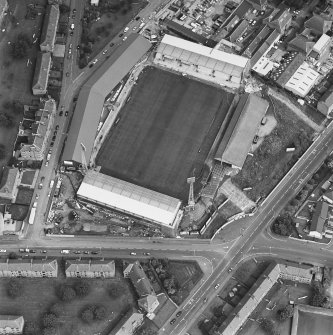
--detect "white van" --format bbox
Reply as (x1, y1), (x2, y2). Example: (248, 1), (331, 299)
(124, 27), (129, 32)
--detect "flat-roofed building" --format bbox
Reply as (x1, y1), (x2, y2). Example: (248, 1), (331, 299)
(318, 88), (333, 116)
(20, 99), (56, 161)
(155, 34), (249, 88)
(309, 200), (330, 239)
(308, 34), (331, 65)
(62, 34), (151, 164)
(109, 309), (143, 335)
(0, 315), (24, 334)
(40, 4), (59, 52)
(65, 260), (115, 278)
(77, 171), (182, 231)
(32, 52), (52, 95)
(215, 94), (269, 169)
(0, 167), (20, 202)
(284, 62), (320, 98)
(0, 259), (58, 277)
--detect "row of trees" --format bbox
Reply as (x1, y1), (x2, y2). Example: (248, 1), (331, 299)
(271, 213), (295, 237)
(310, 281), (330, 308)
(80, 304), (107, 323)
(56, 280), (91, 302)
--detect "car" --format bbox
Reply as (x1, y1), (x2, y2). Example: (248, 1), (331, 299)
(72, 14), (75, 19)
(45, 161), (49, 166)
(73, 8), (76, 13)
(176, 311), (182, 317)
(89, 63), (93, 68)
(40, 250), (47, 253)
(66, 72), (70, 77)
(84, 251), (90, 254)
(65, 111), (69, 116)
(74, 251), (81, 254)
(119, 33), (123, 37)
(170, 319), (176, 325)
(35, 194), (39, 200)
(143, 252), (151, 256)
(132, 26), (137, 31)
(30, 250), (36, 253)
(19, 249), (25, 253)
(0, 249), (6, 253)
(50, 141), (54, 147)
(130, 252), (137, 255)
(102, 49), (108, 54)
(91, 251), (99, 254)
(92, 59), (98, 64)
(228, 268), (233, 273)
(54, 130), (57, 136)
(61, 250), (70, 254)
(70, 23), (74, 30)
(52, 135), (56, 141)
(123, 36), (128, 41)
(109, 42), (114, 47)
(67, 54), (71, 60)
(70, 31), (73, 36)
(55, 125), (59, 130)
(135, 16), (140, 21)
(214, 284), (220, 289)
(124, 27), (129, 32)
(59, 110), (63, 116)
(253, 135), (259, 144)
(77, 45), (80, 49)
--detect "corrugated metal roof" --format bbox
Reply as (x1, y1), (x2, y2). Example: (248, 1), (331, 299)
(62, 34), (151, 163)
(220, 94), (268, 169)
(77, 171), (181, 226)
(161, 34), (249, 68)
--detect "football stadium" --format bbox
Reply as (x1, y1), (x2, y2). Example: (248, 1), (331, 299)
(62, 33), (268, 232)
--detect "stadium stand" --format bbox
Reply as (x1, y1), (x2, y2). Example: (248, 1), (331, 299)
(215, 94), (269, 169)
(154, 34), (249, 88)
(62, 34), (151, 164)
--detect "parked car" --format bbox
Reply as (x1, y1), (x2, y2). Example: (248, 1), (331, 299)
(110, 42), (114, 47)
(59, 110), (63, 116)
(40, 250), (47, 253)
(176, 311), (182, 317)
(119, 33), (123, 37)
(50, 142), (54, 147)
(61, 250), (70, 254)
(70, 31), (73, 36)
(65, 111), (69, 116)
(74, 251), (81, 254)
(84, 251), (90, 254)
(52, 135), (56, 141)
(135, 16), (140, 21)
(228, 268), (233, 273)
(102, 49), (108, 55)
(0, 249), (6, 253)
(55, 125), (59, 130)
(130, 252), (137, 255)
(91, 251), (99, 255)
(143, 252), (151, 256)
(72, 8), (76, 13)
(30, 250), (36, 253)
(203, 298), (208, 303)
(214, 284), (220, 289)
(170, 319), (176, 325)
(66, 72), (69, 77)
(253, 135), (259, 144)
(54, 131), (57, 136)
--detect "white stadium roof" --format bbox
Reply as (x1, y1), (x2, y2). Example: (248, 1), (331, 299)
(160, 34), (249, 68)
(284, 62), (320, 97)
(77, 171), (181, 227)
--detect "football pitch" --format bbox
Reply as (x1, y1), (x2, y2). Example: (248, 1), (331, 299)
(96, 67), (233, 200)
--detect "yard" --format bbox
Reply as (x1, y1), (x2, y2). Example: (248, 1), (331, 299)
(78, 0), (148, 67)
(0, 264), (137, 335)
(96, 66), (234, 200)
(232, 96), (314, 201)
(0, 0), (47, 176)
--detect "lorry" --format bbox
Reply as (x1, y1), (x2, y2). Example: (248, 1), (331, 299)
(61, 250), (70, 254)
(29, 207), (36, 225)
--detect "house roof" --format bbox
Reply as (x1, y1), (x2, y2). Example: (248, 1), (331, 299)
(109, 309), (143, 335)
(288, 34), (315, 54)
(138, 294), (159, 313)
(222, 0), (252, 29)
(0, 315), (24, 332)
(318, 87), (333, 110)
(62, 34), (151, 164)
(65, 260), (115, 274)
(324, 189), (333, 201)
(267, 7), (292, 33)
(228, 20), (249, 42)
(0, 167), (19, 199)
(305, 14), (332, 35)
(217, 94), (269, 169)
(310, 201), (330, 234)
(77, 171), (181, 227)
(124, 261), (155, 297)
(0, 259), (57, 273)
(40, 4), (59, 50)
(32, 52), (51, 93)
(276, 53), (306, 87)
(242, 25), (272, 58)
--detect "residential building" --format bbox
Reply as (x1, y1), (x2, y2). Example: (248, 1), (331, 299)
(109, 309), (143, 335)
(0, 315), (24, 334)
(247, 0), (267, 10)
(0, 167), (20, 202)
(0, 1), (8, 27)
(20, 99), (56, 161)
(284, 62), (321, 98)
(304, 14), (332, 36)
(309, 200), (330, 239)
(0, 212), (21, 236)
(65, 260), (115, 278)
(266, 6), (292, 34)
(288, 34), (315, 55)
(317, 87), (333, 116)
(91, 0), (100, 6)
(40, 4), (59, 52)
(32, 52), (52, 95)
(124, 261), (159, 314)
(308, 34), (331, 65)
(323, 189), (333, 204)
(0, 259), (58, 277)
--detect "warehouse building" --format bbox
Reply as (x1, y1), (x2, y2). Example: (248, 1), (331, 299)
(62, 34), (151, 164)
(77, 171), (182, 232)
(154, 34), (249, 88)
(215, 94), (269, 169)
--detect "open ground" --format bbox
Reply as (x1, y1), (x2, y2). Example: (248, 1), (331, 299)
(0, 264), (136, 335)
(96, 66), (234, 200)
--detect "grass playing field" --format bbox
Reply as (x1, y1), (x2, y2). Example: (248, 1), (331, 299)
(97, 67), (233, 200)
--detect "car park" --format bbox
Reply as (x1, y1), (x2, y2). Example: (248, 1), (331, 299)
(170, 319), (176, 325)
(176, 311), (182, 317)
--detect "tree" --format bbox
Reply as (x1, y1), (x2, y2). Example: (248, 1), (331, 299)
(24, 321), (39, 335)
(6, 279), (23, 298)
(277, 305), (294, 321)
(81, 306), (94, 323)
(108, 283), (124, 299)
(260, 318), (279, 335)
(0, 112), (14, 127)
(59, 4), (70, 13)
(42, 313), (57, 328)
(94, 305), (106, 320)
(213, 305), (224, 317)
(57, 285), (76, 302)
(310, 282), (329, 308)
(74, 280), (90, 297)
(49, 302), (63, 317)
(10, 33), (32, 59)
(42, 327), (57, 335)
(0, 144), (5, 160)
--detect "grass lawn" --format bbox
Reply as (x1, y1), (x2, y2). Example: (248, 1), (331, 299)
(168, 260), (203, 304)
(20, 170), (36, 185)
(296, 310), (333, 335)
(0, 273), (136, 335)
(97, 67), (234, 200)
(218, 201), (242, 220)
(232, 96), (314, 201)
(0, 0), (47, 174)
(15, 187), (33, 205)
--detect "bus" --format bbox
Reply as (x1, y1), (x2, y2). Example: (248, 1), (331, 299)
(29, 207), (36, 225)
